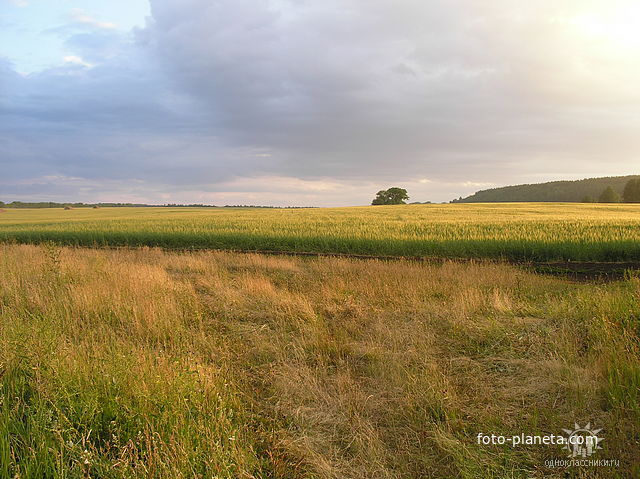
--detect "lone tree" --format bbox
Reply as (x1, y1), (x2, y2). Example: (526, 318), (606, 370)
(622, 179), (640, 203)
(581, 195), (595, 203)
(598, 186), (621, 203)
(372, 187), (409, 205)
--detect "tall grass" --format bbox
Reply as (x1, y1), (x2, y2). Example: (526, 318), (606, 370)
(0, 244), (638, 477)
(1, 203), (640, 261)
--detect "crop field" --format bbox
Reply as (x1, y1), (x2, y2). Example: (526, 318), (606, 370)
(1, 244), (638, 478)
(1, 204), (639, 477)
(1, 203), (640, 261)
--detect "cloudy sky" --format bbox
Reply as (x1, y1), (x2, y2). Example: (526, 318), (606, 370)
(1, 0), (639, 206)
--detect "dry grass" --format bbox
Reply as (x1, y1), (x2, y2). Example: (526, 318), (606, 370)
(0, 244), (638, 478)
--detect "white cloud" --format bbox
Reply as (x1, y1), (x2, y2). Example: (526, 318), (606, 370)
(63, 55), (93, 68)
(219, 176), (343, 193)
(70, 9), (117, 30)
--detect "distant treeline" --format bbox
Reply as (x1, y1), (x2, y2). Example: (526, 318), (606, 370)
(221, 205), (317, 209)
(0, 201), (314, 209)
(1, 202), (160, 209)
(454, 175), (640, 203)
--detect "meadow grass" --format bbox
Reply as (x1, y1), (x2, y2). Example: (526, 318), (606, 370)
(1, 203), (640, 261)
(0, 244), (638, 478)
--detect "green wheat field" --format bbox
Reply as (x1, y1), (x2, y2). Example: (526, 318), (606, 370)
(2, 203), (640, 261)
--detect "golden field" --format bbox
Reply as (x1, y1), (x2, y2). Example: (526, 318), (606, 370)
(0, 244), (637, 478)
(2, 203), (640, 261)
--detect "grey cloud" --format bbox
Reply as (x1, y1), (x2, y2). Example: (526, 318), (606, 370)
(2, 0), (640, 205)
(143, 0), (640, 183)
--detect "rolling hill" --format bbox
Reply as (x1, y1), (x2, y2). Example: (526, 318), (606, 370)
(456, 175), (640, 203)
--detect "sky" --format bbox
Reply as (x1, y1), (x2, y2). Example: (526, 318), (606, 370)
(1, 0), (640, 206)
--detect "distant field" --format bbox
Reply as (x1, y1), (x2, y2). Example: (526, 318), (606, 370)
(1, 203), (640, 261)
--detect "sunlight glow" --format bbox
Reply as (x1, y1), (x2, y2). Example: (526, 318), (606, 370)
(559, 2), (640, 50)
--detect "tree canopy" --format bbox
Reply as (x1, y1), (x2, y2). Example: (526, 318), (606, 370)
(598, 186), (621, 203)
(372, 187), (409, 205)
(622, 179), (640, 203)
(455, 175), (639, 203)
